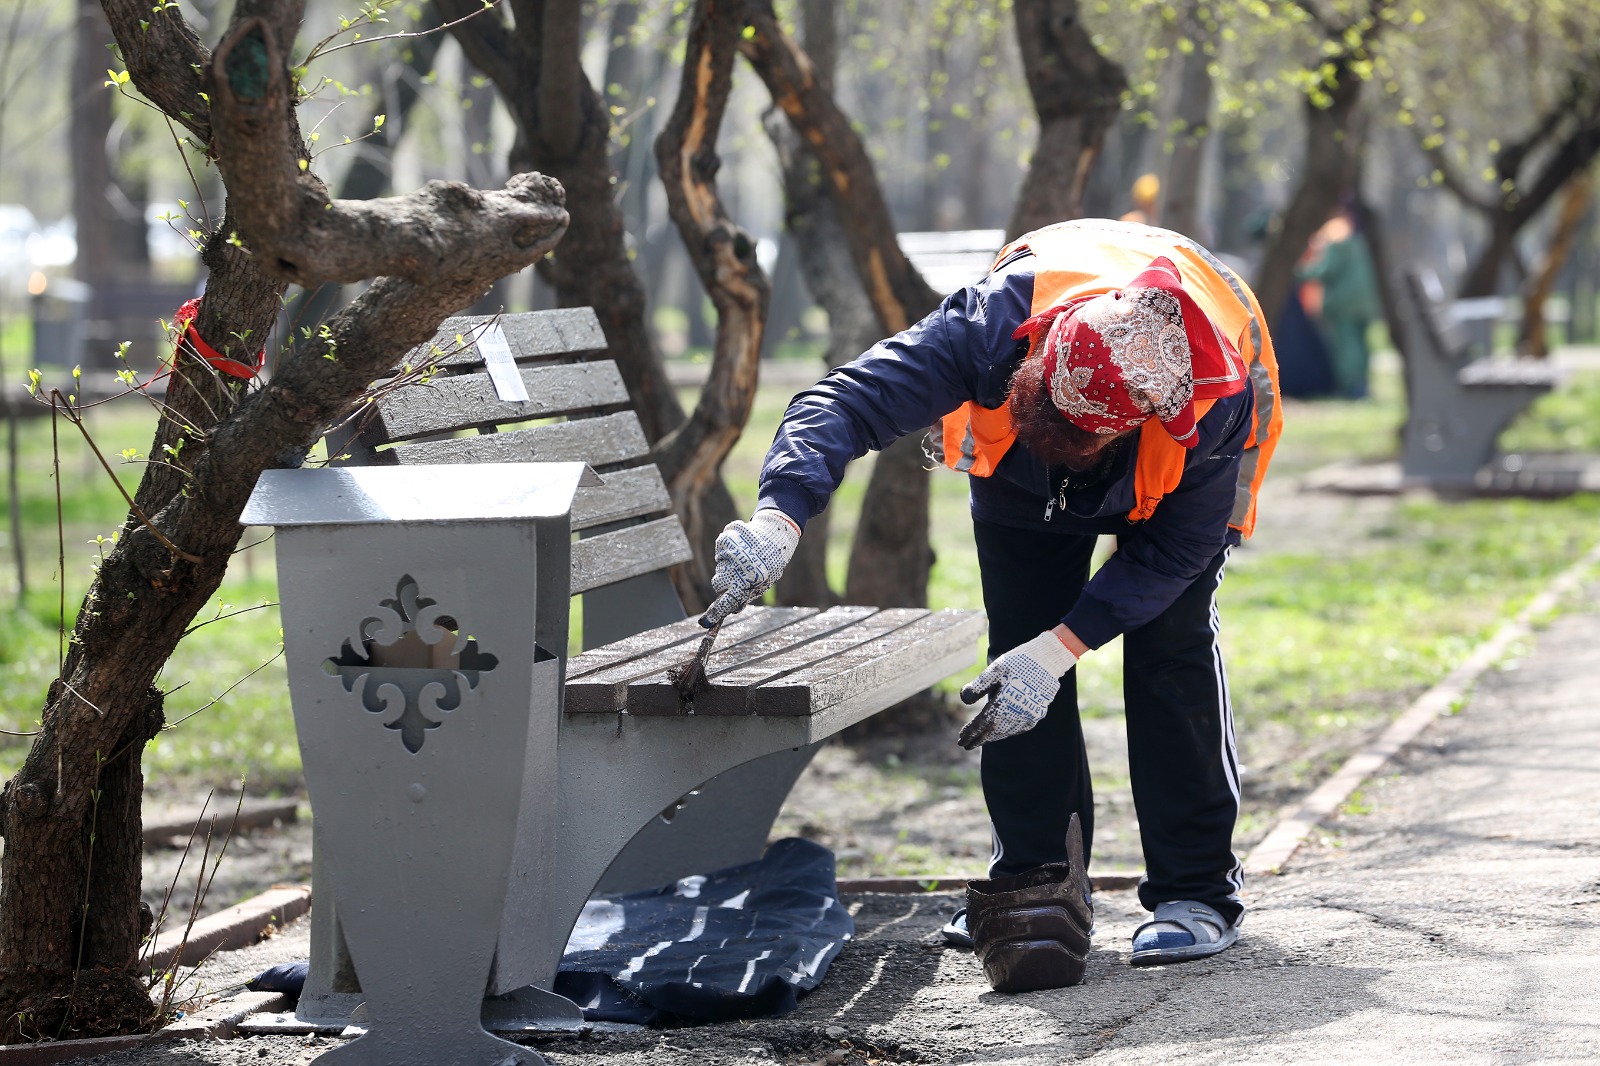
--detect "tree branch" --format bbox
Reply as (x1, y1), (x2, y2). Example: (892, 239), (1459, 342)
(1417, 138), (1498, 215)
(207, 16), (565, 289)
(651, 0), (769, 598)
(435, 0), (530, 103)
(739, 0), (938, 333)
(102, 0), (211, 143)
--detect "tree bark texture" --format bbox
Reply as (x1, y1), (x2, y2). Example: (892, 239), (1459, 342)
(438, 0), (687, 448)
(72, 1), (116, 317)
(741, 0), (940, 609)
(765, 0), (865, 609)
(290, 7), (448, 348)
(1519, 175), (1592, 357)
(0, 0), (568, 1040)
(1159, 1), (1216, 240)
(652, 0), (771, 606)
(1251, 58), (1369, 336)
(1006, 0), (1127, 241)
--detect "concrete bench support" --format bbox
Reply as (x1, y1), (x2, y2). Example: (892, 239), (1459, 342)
(1396, 268), (1566, 484)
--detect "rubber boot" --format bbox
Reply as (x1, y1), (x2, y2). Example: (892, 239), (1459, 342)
(965, 813), (1093, 993)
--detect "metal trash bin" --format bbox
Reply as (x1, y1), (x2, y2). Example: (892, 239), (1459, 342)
(241, 462), (592, 1066)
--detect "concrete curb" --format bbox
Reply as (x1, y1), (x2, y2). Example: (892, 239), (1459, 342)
(0, 1035), (149, 1065)
(837, 872), (1142, 894)
(1243, 539), (1600, 878)
(142, 801), (300, 847)
(148, 991), (289, 1044)
(145, 884), (311, 973)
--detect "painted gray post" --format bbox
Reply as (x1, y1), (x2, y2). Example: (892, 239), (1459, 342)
(244, 464), (588, 1066)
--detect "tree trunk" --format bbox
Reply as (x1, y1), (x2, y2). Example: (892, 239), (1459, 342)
(1252, 59), (1368, 335)
(1519, 175), (1592, 357)
(1006, 0), (1126, 240)
(741, 0), (942, 609)
(442, 0), (687, 447)
(765, 0), (869, 609)
(1159, 0), (1215, 240)
(442, 0), (742, 610)
(0, 0), (569, 1038)
(72, 1), (116, 322)
(651, 0), (770, 605)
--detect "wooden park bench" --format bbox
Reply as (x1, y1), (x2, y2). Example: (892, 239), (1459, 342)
(1393, 267), (1567, 485)
(252, 308), (985, 1045)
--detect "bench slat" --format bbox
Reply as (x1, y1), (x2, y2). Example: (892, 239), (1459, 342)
(373, 362), (631, 442)
(570, 466), (673, 531)
(570, 516), (694, 594)
(564, 607), (819, 713)
(697, 608), (932, 712)
(1459, 361), (1563, 388)
(565, 616), (713, 680)
(750, 610), (988, 716)
(414, 309), (609, 370)
(623, 606), (882, 715)
(373, 412), (650, 468)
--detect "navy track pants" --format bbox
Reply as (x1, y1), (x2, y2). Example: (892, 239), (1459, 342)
(973, 518), (1244, 924)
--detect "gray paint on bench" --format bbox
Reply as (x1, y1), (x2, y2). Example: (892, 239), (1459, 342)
(569, 516), (694, 595)
(374, 412), (650, 469)
(419, 308), (610, 369)
(372, 362), (631, 442)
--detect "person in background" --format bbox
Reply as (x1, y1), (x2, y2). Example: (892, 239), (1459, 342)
(1297, 206), (1382, 399)
(702, 218), (1282, 969)
(1119, 173), (1162, 226)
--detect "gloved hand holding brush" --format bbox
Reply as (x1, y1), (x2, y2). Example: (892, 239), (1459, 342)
(702, 510), (801, 629)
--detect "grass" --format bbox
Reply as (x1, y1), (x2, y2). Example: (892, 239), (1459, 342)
(1, 354), (1599, 821)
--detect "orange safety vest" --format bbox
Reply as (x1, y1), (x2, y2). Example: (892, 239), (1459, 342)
(939, 219), (1283, 538)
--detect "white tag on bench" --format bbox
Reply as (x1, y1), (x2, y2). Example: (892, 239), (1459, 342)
(477, 324), (529, 403)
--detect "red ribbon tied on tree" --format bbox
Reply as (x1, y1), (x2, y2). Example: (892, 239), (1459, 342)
(170, 297), (265, 381)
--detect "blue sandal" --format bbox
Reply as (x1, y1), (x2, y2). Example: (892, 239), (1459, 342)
(1130, 901), (1238, 966)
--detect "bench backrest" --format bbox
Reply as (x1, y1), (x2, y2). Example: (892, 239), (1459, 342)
(330, 309), (693, 638)
(1401, 267), (1472, 364)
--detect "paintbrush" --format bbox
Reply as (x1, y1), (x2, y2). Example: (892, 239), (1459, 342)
(668, 617), (724, 700)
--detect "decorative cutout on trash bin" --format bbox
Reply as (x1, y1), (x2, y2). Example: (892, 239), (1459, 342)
(324, 575), (499, 753)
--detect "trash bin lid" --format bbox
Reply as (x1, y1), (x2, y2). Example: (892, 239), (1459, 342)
(241, 462), (597, 527)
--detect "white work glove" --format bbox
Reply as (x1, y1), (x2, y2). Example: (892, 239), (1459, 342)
(702, 509), (801, 628)
(957, 631), (1079, 750)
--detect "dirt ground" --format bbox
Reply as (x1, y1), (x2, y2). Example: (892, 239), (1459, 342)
(76, 573), (1600, 1065)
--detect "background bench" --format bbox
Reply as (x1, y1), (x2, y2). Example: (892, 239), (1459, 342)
(1393, 268), (1566, 484)
(291, 308), (984, 1031)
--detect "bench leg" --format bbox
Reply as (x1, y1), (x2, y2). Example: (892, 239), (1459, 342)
(593, 741), (825, 895)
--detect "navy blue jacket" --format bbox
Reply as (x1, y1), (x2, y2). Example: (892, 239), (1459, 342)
(756, 253), (1253, 650)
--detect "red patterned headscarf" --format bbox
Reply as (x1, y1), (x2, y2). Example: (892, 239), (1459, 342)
(1014, 257), (1247, 448)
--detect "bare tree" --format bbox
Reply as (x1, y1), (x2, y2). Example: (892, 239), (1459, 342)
(439, 0), (743, 608)
(1251, 0), (1393, 333)
(0, 0), (567, 1037)
(1160, 0), (1218, 239)
(740, 0), (943, 608)
(652, 0), (770, 595)
(1007, 0), (1128, 239)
